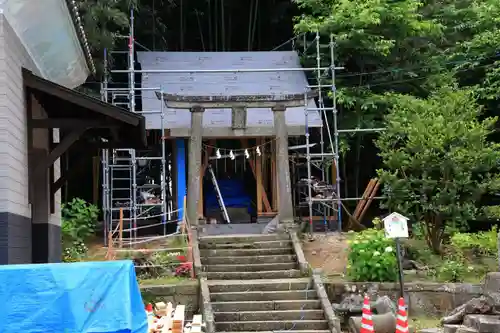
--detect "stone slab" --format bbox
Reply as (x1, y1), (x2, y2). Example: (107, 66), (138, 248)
(200, 247), (293, 257)
(215, 319), (329, 331)
(456, 327), (479, 333)
(201, 254), (297, 265)
(443, 324), (460, 333)
(211, 300), (322, 312)
(207, 278), (311, 293)
(214, 309), (325, 321)
(206, 269), (302, 280)
(463, 314), (500, 333)
(199, 233), (289, 244)
(206, 262), (297, 273)
(210, 289), (317, 302)
(199, 240), (292, 249)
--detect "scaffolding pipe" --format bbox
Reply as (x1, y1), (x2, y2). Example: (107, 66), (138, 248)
(330, 35), (342, 231)
(110, 67), (343, 74)
(160, 90), (167, 235)
(337, 127), (386, 133)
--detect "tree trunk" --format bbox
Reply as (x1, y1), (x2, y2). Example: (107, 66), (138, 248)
(497, 230), (500, 271)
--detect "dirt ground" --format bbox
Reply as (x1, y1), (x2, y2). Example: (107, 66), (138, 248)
(302, 233), (348, 277)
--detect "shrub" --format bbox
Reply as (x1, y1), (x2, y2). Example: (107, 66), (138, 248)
(436, 260), (470, 282)
(61, 198), (99, 262)
(346, 218), (398, 282)
(450, 227), (497, 257)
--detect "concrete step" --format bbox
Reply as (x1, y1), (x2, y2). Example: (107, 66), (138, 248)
(202, 254), (297, 265)
(212, 300), (322, 312)
(208, 278), (312, 293)
(199, 234), (289, 244)
(215, 320), (329, 331)
(199, 240), (292, 249)
(200, 247), (294, 257)
(211, 290), (317, 302)
(215, 309), (325, 321)
(205, 262), (297, 272)
(207, 269), (302, 280)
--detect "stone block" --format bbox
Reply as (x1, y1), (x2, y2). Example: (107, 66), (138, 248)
(443, 324), (460, 333)
(456, 327), (479, 333)
(463, 314), (500, 332)
(419, 328), (443, 333)
(483, 272), (500, 293)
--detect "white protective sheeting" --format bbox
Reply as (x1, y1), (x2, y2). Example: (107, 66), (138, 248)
(0, 0), (89, 88)
(137, 51), (322, 129)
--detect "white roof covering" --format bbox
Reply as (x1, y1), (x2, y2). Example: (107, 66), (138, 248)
(137, 51), (322, 129)
(0, 0), (90, 88)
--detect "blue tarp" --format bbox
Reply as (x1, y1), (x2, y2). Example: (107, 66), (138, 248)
(205, 178), (253, 214)
(0, 260), (147, 333)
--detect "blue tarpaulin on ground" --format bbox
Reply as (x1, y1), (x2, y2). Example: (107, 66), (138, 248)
(0, 260), (147, 333)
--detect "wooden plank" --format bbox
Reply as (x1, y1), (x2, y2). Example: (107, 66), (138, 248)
(241, 139), (272, 212)
(172, 304), (185, 333)
(358, 179), (381, 223)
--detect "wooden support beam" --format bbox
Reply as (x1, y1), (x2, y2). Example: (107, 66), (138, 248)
(31, 118), (117, 129)
(198, 139), (215, 218)
(242, 139), (272, 213)
(33, 127), (87, 178)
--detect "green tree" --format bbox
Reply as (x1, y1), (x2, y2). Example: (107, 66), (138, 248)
(375, 86), (500, 253)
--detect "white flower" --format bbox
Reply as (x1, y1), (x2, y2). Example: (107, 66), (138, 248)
(468, 266), (474, 271)
(359, 249), (365, 253)
(373, 251), (381, 256)
(385, 246), (393, 253)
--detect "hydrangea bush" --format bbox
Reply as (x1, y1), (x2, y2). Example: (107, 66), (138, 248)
(346, 218), (398, 282)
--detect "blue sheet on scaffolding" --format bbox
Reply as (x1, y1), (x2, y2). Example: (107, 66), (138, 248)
(206, 178), (253, 213)
(0, 260), (147, 333)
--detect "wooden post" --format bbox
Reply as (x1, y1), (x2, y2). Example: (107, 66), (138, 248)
(271, 140), (278, 211)
(256, 138), (263, 214)
(119, 208), (124, 248)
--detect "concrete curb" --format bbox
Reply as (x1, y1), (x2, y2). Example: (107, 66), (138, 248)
(312, 273), (342, 333)
(289, 230), (309, 275)
(200, 277), (215, 333)
(190, 227), (205, 277)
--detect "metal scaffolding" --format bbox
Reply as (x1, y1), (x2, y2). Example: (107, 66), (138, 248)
(100, 8), (384, 236)
(101, 9), (170, 246)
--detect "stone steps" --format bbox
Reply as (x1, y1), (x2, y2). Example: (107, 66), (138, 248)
(199, 240), (292, 249)
(211, 289), (317, 302)
(206, 262), (297, 272)
(215, 309), (326, 321)
(208, 278), (311, 292)
(216, 320), (329, 331)
(207, 270), (302, 280)
(211, 300), (322, 312)
(200, 247), (294, 257)
(202, 254), (297, 265)
(199, 233), (331, 333)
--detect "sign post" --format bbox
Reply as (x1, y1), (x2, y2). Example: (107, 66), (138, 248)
(382, 212), (409, 299)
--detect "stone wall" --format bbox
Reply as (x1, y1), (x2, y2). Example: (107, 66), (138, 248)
(140, 281), (200, 318)
(325, 280), (482, 316)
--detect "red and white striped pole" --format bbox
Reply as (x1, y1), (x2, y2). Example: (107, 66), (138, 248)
(360, 295), (374, 333)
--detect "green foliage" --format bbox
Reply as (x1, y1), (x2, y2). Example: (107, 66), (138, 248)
(436, 260), (468, 283)
(61, 198), (99, 262)
(376, 87), (500, 253)
(451, 227), (498, 257)
(346, 218), (398, 282)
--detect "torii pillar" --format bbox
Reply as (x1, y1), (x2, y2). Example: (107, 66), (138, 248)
(157, 92), (316, 228)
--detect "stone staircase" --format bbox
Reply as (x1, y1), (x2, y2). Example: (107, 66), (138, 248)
(199, 233), (332, 333)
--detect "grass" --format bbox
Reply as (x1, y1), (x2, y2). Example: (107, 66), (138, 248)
(410, 316), (441, 330)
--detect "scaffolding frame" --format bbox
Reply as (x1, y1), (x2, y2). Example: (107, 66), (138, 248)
(100, 7), (386, 236)
(101, 9), (170, 246)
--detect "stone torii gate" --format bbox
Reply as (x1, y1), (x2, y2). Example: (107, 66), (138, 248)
(158, 92), (316, 228)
